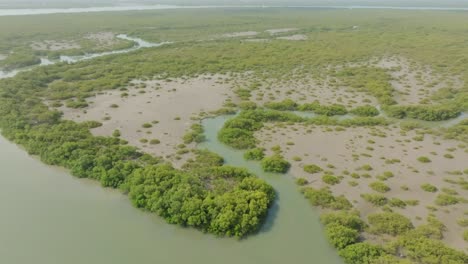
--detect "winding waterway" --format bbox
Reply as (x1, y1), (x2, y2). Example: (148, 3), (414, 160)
(0, 34), (169, 79)
(0, 116), (342, 264)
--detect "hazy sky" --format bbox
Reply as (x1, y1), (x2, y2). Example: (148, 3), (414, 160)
(1, 0), (468, 8)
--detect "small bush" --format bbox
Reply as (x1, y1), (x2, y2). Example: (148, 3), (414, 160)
(83, 121), (102, 129)
(369, 181), (390, 193)
(238, 101), (257, 110)
(338, 243), (384, 264)
(244, 148), (265, 160)
(396, 234), (468, 263)
(435, 194), (459, 206)
(183, 124), (205, 144)
(350, 105), (379, 117)
(320, 211), (366, 231)
(295, 178), (308, 186)
(298, 102), (348, 116)
(304, 164), (323, 174)
(142, 123), (152, 128)
(409, 224), (444, 240)
(421, 183), (438, 192)
(377, 171), (394, 181)
(383, 171), (394, 178)
(360, 164), (373, 171)
(441, 187), (458, 195)
(368, 212), (413, 236)
(389, 198), (406, 208)
(218, 128), (256, 149)
(361, 193), (388, 206)
(50, 101), (63, 107)
(264, 99), (297, 111)
(292, 156), (302, 161)
(405, 200), (419, 206)
(261, 155), (290, 173)
(443, 153), (454, 159)
(457, 218), (468, 227)
(322, 175), (341, 185)
(301, 187), (352, 210)
(149, 139), (160, 145)
(112, 129), (121, 137)
(66, 99), (88, 108)
(325, 223), (359, 249)
(417, 156), (431, 163)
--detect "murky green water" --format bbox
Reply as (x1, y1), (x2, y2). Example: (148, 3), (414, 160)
(0, 115), (342, 264)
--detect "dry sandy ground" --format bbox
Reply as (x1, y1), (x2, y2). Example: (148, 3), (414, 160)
(256, 124), (468, 251)
(31, 40), (81, 51)
(85, 32), (119, 47)
(222, 31), (258, 38)
(332, 56), (464, 105)
(266, 28), (298, 35)
(277, 34), (308, 41)
(374, 56), (463, 104)
(59, 75), (236, 167)
(249, 76), (378, 108)
(242, 39), (270, 43)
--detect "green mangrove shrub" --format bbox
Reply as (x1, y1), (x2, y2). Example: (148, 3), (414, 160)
(261, 155), (290, 173)
(244, 148), (265, 160)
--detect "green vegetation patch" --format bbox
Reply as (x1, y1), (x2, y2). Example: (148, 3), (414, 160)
(334, 67), (396, 106)
(243, 148), (265, 161)
(417, 156), (432, 163)
(421, 183), (438, 193)
(297, 102), (348, 116)
(434, 194), (460, 206)
(386, 105), (461, 121)
(338, 243), (385, 264)
(260, 155), (290, 173)
(350, 105), (379, 117)
(322, 174), (341, 185)
(360, 193), (388, 206)
(303, 164), (323, 174)
(325, 223), (359, 250)
(183, 123), (205, 144)
(301, 187), (352, 210)
(368, 212), (414, 236)
(369, 181), (391, 193)
(218, 110), (304, 149)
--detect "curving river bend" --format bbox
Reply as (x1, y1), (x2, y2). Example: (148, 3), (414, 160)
(0, 116), (342, 264)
